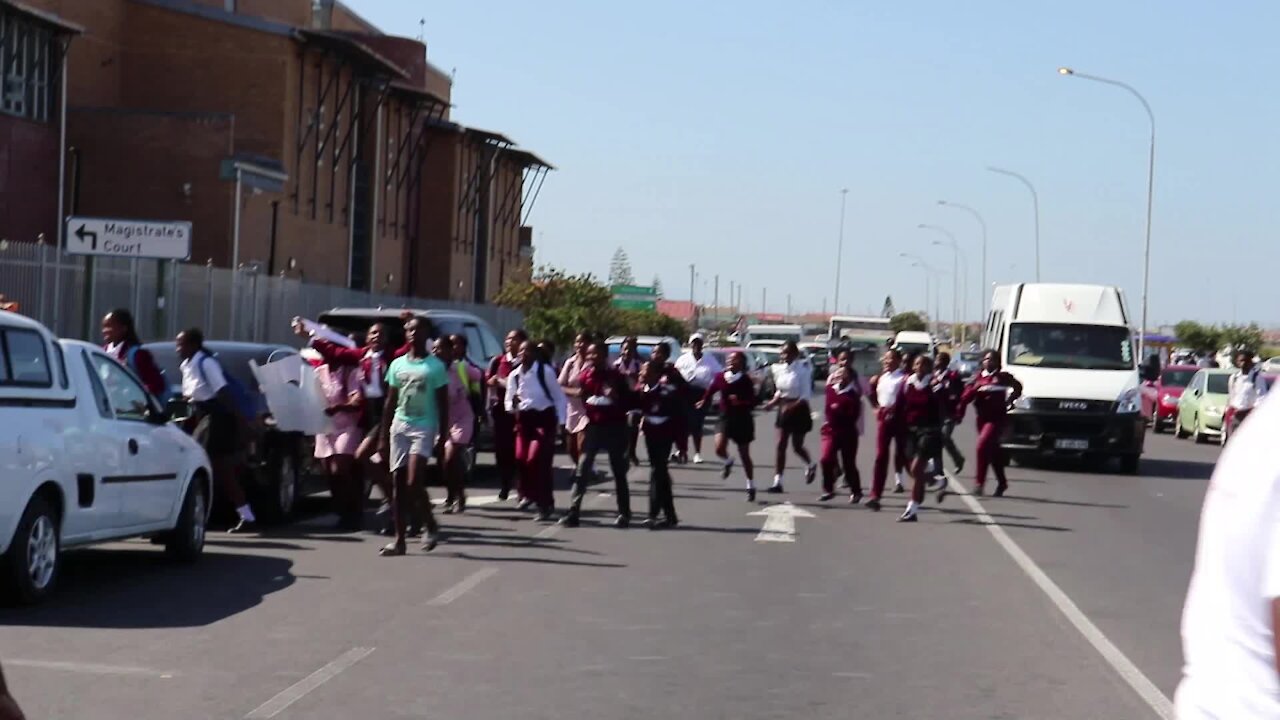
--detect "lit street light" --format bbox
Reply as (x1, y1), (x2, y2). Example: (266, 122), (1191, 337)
(1058, 65), (1157, 362)
(986, 166), (1041, 282)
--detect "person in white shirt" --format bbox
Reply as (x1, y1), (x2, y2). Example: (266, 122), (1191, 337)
(1176, 392), (1280, 719)
(868, 349), (910, 503)
(176, 328), (256, 533)
(1227, 350), (1268, 439)
(674, 334), (724, 464)
(762, 341), (816, 493)
(506, 340), (569, 522)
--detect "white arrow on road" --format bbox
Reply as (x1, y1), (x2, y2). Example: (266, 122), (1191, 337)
(747, 502), (815, 543)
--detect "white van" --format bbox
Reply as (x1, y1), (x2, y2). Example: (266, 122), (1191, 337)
(984, 284), (1145, 473)
(892, 331), (934, 358)
(0, 312), (211, 603)
(742, 324), (803, 348)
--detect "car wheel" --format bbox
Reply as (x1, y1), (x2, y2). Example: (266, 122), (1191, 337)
(1151, 418), (1163, 434)
(260, 449), (300, 524)
(1174, 415), (1188, 439)
(1118, 454), (1140, 475)
(166, 476), (207, 562)
(1194, 415), (1208, 444)
(3, 495), (60, 605)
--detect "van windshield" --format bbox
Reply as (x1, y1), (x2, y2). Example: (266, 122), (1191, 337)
(1007, 323), (1133, 371)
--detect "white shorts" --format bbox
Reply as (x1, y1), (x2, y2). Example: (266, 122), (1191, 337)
(389, 418), (438, 472)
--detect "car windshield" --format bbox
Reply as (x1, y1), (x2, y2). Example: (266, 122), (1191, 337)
(1007, 323), (1133, 371)
(1161, 369), (1195, 388)
(1206, 374), (1230, 394)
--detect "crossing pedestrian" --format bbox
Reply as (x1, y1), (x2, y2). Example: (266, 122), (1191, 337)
(675, 333), (723, 464)
(650, 342), (690, 453)
(436, 337), (480, 514)
(506, 339), (568, 522)
(866, 348), (908, 510)
(930, 351), (967, 487)
(559, 332), (593, 469)
(102, 309), (166, 397)
(562, 341), (633, 528)
(895, 354), (947, 522)
(1226, 349), (1268, 440)
(820, 348), (866, 503)
(613, 336), (644, 466)
(698, 350), (759, 500)
(638, 360), (681, 527)
(176, 328), (257, 533)
(378, 317), (449, 556)
(763, 340), (816, 493)
(487, 329), (526, 502)
(956, 349), (1023, 497)
(314, 351), (365, 530)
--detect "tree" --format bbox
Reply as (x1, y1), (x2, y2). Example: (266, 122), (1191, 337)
(1220, 323), (1265, 356)
(1174, 320), (1221, 353)
(881, 296), (896, 318)
(608, 247), (635, 287)
(494, 266), (614, 348)
(651, 275), (664, 298)
(889, 311), (927, 333)
(612, 308), (687, 339)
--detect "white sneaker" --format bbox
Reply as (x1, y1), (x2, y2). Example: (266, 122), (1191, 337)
(693, 453), (704, 464)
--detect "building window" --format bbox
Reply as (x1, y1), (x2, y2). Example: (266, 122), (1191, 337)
(0, 10), (56, 124)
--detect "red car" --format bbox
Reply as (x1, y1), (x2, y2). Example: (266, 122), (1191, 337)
(1221, 374), (1276, 446)
(1144, 365), (1198, 433)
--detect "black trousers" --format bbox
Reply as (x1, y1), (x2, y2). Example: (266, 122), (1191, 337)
(571, 423), (631, 517)
(644, 433), (677, 522)
(930, 417), (964, 473)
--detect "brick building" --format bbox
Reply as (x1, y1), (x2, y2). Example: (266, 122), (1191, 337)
(6, 0), (549, 301)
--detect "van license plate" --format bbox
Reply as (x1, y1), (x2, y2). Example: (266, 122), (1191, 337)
(1055, 438), (1089, 450)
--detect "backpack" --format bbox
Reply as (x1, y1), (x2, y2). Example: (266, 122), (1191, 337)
(195, 352), (258, 422)
(125, 345), (174, 405)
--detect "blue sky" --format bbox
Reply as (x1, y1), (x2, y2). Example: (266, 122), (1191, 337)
(355, 0), (1279, 327)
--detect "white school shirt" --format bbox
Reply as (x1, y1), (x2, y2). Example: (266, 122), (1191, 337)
(772, 359), (813, 400)
(1176, 394), (1280, 719)
(364, 349), (386, 400)
(504, 361), (568, 425)
(180, 350), (227, 403)
(1229, 368), (1268, 411)
(876, 369), (907, 408)
(675, 351), (723, 390)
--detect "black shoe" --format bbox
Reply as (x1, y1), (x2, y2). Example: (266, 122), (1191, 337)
(442, 503), (456, 515)
(644, 517), (658, 529)
(228, 518), (256, 535)
(559, 513), (580, 528)
(935, 477), (949, 504)
(666, 516), (679, 528)
(849, 491), (863, 504)
(379, 542), (406, 557)
(614, 515), (630, 529)
(766, 484), (784, 494)
(974, 485), (985, 497)
(864, 497), (881, 512)
(535, 510), (555, 523)
(747, 488), (757, 502)
(819, 492), (835, 502)
(994, 483), (1008, 498)
(497, 488), (510, 501)
(892, 483), (906, 494)
(805, 465), (817, 484)
(721, 460), (734, 480)
(421, 534), (439, 552)
(897, 509), (918, 523)
(517, 498), (534, 511)
(954, 456), (966, 475)
(407, 525), (423, 538)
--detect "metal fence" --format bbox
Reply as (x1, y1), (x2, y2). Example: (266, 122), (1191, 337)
(0, 241), (524, 344)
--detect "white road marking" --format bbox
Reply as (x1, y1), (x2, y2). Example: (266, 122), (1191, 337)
(245, 647), (374, 719)
(431, 494), (503, 507)
(424, 567), (499, 606)
(5, 658), (176, 678)
(946, 474), (1174, 719)
(748, 502), (816, 542)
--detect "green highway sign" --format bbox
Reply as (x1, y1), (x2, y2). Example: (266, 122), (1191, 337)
(612, 298), (657, 311)
(611, 284), (656, 297)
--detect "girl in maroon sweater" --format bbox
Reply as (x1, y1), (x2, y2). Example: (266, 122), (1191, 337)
(698, 351), (760, 500)
(957, 349), (1023, 497)
(820, 349), (866, 503)
(891, 354), (947, 522)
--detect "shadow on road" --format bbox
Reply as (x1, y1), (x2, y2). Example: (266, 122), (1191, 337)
(950, 518), (1074, 533)
(1138, 458), (1217, 481)
(1, 547), (294, 629)
(442, 552), (627, 568)
(997, 494), (1128, 509)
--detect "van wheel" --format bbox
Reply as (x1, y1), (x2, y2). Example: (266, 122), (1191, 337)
(3, 496), (60, 605)
(166, 478), (207, 562)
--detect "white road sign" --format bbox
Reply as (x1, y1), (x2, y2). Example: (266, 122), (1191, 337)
(64, 216), (192, 260)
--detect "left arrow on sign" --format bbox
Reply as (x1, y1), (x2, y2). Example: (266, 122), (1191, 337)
(75, 224), (98, 250)
(747, 502), (815, 543)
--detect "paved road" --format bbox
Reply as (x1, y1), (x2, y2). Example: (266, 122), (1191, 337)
(1, 396), (1217, 719)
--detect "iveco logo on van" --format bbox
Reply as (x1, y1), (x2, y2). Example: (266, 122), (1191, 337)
(1059, 401), (1088, 410)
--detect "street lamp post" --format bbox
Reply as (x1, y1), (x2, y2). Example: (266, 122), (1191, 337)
(919, 224), (964, 344)
(986, 166), (1041, 282)
(834, 188), (848, 319)
(1058, 66), (1156, 363)
(938, 200), (988, 322)
(900, 252), (933, 336)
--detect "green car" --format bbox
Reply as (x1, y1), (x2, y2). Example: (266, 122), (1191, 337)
(1174, 368), (1231, 443)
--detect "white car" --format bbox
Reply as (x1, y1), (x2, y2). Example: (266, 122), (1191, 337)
(1263, 357), (1280, 374)
(0, 312), (212, 604)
